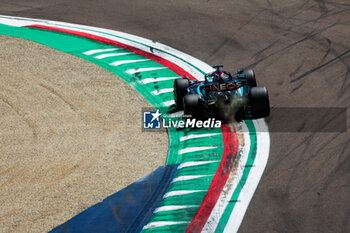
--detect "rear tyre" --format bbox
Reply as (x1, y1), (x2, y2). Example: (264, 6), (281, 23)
(250, 86), (270, 118)
(174, 78), (190, 109)
(234, 105), (246, 122)
(243, 69), (257, 87)
(183, 94), (204, 120)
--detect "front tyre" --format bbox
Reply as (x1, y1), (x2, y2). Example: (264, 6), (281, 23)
(174, 78), (190, 109)
(250, 86), (270, 119)
(243, 68), (257, 87)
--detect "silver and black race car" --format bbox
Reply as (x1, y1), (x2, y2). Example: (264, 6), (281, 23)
(173, 65), (270, 122)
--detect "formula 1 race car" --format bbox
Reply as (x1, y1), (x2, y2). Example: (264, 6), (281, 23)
(173, 65), (270, 122)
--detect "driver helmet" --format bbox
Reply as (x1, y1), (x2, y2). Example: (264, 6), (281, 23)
(213, 71), (225, 82)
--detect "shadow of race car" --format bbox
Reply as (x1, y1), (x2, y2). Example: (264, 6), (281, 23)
(173, 65), (270, 122)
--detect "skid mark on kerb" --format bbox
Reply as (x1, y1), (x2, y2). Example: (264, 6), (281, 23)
(222, 120), (270, 233)
(94, 52), (132, 59)
(143, 221), (190, 230)
(141, 77), (179, 84)
(177, 161), (219, 169)
(172, 175), (213, 183)
(154, 205), (199, 213)
(83, 48), (120, 55)
(178, 146), (217, 155)
(110, 59), (149, 66)
(180, 133), (221, 141)
(186, 125), (239, 233)
(202, 123), (249, 232)
(163, 190), (207, 198)
(126, 67), (166, 74)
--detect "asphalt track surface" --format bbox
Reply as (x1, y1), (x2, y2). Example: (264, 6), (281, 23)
(1, 0), (349, 232)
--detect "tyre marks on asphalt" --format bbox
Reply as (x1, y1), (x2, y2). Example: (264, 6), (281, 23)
(290, 48), (350, 83)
